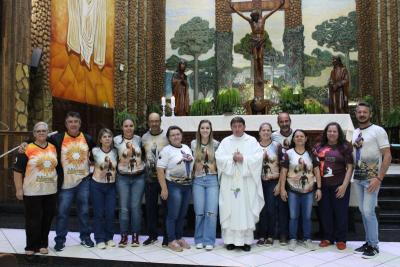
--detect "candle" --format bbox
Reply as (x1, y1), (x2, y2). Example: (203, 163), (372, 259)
(171, 96), (175, 108)
(161, 96), (166, 106)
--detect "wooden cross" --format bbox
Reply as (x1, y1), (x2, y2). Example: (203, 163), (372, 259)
(226, 0), (288, 13)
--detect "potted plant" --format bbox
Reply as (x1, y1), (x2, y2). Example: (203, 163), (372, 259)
(215, 88), (241, 115)
(189, 98), (214, 116)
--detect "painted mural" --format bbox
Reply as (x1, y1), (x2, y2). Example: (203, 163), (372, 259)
(50, 0), (115, 108)
(165, 0), (357, 112)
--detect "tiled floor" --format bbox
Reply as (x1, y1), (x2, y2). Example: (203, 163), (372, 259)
(0, 228), (399, 266)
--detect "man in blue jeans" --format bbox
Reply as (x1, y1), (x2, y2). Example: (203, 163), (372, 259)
(50, 112), (95, 251)
(352, 102), (392, 259)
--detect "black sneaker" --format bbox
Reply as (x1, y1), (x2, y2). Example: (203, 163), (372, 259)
(80, 237), (94, 248)
(54, 241), (65, 251)
(143, 237), (158, 246)
(162, 237), (168, 247)
(362, 246), (379, 259)
(226, 244), (235, 250)
(241, 244), (251, 252)
(279, 236), (288, 246)
(354, 242), (369, 254)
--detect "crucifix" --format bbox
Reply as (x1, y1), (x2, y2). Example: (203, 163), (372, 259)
(228, 0), (287, 100)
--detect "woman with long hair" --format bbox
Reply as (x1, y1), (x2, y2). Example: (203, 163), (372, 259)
(90, 128), (118, 249)
(313, 122), (353, 250)
(280, 129), (322, 251)
(191, 120), (220, 251)
(114, 118), (146, 247)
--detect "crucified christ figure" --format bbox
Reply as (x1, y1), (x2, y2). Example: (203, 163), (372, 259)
(230, 0), (285, 99)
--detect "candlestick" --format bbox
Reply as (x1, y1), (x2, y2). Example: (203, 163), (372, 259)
(161, 96), (166, 106)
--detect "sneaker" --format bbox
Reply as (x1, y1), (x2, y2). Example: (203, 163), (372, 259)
(354, 242), (369, 254)
(106, 240), (116, 247)
(143, 237), (158, 246)
(288, 239), (297, 251)
(205, 245), (214, 251)
(177, 238), (190, 249)
(131, 233), (140, 247)
(119, 234), (128, 247)
(25, 250), (35, 256)
(319, 240), (331, 247)
(303, 239), (316, 251)
(162, 237), (168, 247)
(241, 244), (251, 251)
(279, 236), (288, 246)
(362, 246), (379, 259)
(256, 238), (266, 246)
(265, 238), (274, 247)
(196, 243), (204, 249)
(80, 237), (94, 248)
(226, 244), (235, 250)
(168, 240), (183, 252)
(54, 241), (65, 251)
(336, 241), (346, 250)
(96, 242), (106, 249)
(39, 248), (48, 254)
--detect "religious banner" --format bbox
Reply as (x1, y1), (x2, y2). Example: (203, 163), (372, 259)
(50, 0), (114, 108)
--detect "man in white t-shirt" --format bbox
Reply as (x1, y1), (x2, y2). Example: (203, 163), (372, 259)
(352, 102), (392, 259)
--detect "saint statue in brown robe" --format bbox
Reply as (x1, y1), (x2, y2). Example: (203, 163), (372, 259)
(328, 56), (349, 113)
(172, 60), (189, 116)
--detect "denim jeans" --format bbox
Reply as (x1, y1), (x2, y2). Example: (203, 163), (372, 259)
(116, 173), (146, 235)
(288, 191), (314, 240)
(353, 179), (380, 248)
(145, 180), (168, 239)
(55, 177), (91, 243)
(259, 180), (289, 239)
(192, 174), (219, 246)
(319, 184), (350, 242)
(166, 180), (191, 242)
(90, 180), (116, 243)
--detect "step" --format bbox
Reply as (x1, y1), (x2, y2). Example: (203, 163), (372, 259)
(379, 185), (400, 197)
(382, 174), (400, 185)
(379, 210), (400, 223)
(378, 197), (400, 210)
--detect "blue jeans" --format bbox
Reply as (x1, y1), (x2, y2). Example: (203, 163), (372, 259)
(166, 180), (191, 242)
(192, 174), (219, 246)
(116, 173), (145, 235)
(90, 180), (116, 243)
(55, 177), (91, 243)
(353, 179), (380, 248)
(288, 191), (313, 240)
(259, 180), (289, 239)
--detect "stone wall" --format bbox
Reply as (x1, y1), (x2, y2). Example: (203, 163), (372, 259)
(15, 63), (30, 131)
(285, 0), (302, 28)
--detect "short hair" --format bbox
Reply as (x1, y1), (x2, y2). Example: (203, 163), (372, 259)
(65, 111), (81, 121)
(166, 125), (183, 139)
(356, 101), (371, 111)
(230, 116), (245, 126)
(147, 112), (161, 121)
(97, 128), (114, 146)
(33, 121), (48, 132)
(277, 112), (291, 122)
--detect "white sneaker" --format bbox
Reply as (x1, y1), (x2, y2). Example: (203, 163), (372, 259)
(106, 240), (116, 247)
(205, 245), (214, 251)
(288, 239), (297, 251)
(303, 239), (316, 251)
(96, 242), (106, 249)
(196, 243), (203, 249)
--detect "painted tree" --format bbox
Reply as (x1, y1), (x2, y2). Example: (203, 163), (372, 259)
(264, 48), (283, 86)
(170, 17), (215, 100)
(311, 11), (357, 69)
(234, 31), (272, 82)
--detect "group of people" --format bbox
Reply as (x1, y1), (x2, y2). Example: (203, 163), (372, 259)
(13, 102), (391, 260)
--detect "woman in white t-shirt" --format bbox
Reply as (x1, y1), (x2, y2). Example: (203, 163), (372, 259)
(157, 126), (194, 252)
(90, 128), (118, 249)
(279, 129), (322, 252)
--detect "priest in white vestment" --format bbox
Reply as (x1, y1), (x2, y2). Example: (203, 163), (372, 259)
(216, 117), (264, 251)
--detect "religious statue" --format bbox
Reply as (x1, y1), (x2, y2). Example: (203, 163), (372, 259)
(230, 0), (285, 99)
(172, 60), (190, 116)
(328, 56), (349, 113)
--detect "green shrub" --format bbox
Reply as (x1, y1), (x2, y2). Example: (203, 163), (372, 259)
(115, 109), (137, 129)
(189, 98), (214, 116)
(215, 88), (241, 114)
(304, 99), (325, 114)
(384, 106), (400, 127)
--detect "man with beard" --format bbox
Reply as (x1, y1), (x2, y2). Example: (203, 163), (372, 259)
(328, 56), (349, 113)
(352, 102), (391, 259)
(271, 112), (293, 245)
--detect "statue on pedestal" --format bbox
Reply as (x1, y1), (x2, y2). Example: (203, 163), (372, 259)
(172, 60), (190, 116)
(328, 56), (349, 114)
